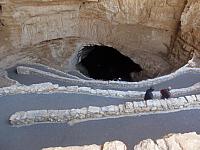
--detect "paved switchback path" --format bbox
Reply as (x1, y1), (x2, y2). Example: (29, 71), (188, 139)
(7, 65), (200, 91)
(2, 65), (200, 150)
(1, 94), (200, 150)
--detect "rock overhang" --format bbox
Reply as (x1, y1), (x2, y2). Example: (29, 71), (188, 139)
(0, 0), (199, 77)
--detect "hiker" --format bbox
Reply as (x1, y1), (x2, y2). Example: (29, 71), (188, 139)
(144, 87), (154, 100)
(160, 86), (171, 99)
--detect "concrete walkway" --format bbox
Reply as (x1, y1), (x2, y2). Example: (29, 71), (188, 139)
(1, 97), (200, 150)
(2, 64), (200, 150)
(6, 65), (200, 92)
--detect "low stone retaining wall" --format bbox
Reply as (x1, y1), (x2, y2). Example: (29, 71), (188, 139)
(1, 81), (200, 100)
(18, 63), (83, 80)
(0, 83), (59, 96)
(42, 132), (200, 150)
(67, 70), (92, 80)
(16, 65), (200, 91)
(9, 94), (200, 126)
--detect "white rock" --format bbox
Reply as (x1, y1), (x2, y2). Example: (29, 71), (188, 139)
(115, 91), (126, 97)
(134, 132), (200, 150)
(137, 101), (146, 108)
(125, 102), (134, 113)
(153, 100), (162, 108)
(96, 89), (108, 96)
(79, 107), (88, 115)
(26, 111), (38, 119)
(58, 86), (67, 90)
(101, 106), (109, 112)
(103, 141), (127, 150)
(160, 132), (200, 150)
(133, 102), (139, 108)
(104, 105), (117, 114)
(70, 109), (79, 117)
(57, 110), (66, 119)
(108, 105), (119, 115)
(156, 139), (168, 150)
(10, 111), (25, 122)
(134, 139), (160, 150)
(78, 87), (91, 93)
(191, 95), (197, 101)
(42, 144), (101, 150)
(185, 96), (196, 103)
(63, 110), (71, 120)
(118, 104), (125, 113)
(34, 110), (48, 117)
(196, 95), (200, 102)
(165, 99), (174, 109)
(159, 100), (168, 110)
(146, 100), (154, 107)
(66, 86), (79, 92)
(17, 66), (30, 75)
(108, 90), (118, 97)
(125, 102), (133, 109)
(177, 97), (188, 104)
(88, 106), (100, 114)
(170, 98), (182, 107)
(90, 89), (97, 95)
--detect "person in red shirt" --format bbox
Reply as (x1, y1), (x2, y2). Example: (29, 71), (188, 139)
(160, 86), (171, 99)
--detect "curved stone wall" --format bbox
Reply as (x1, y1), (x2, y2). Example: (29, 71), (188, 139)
(2, 65), (200, 99)
(9, 94), (200, 126)
(16, 65), (200, 88)
(1, 80), (200, 100)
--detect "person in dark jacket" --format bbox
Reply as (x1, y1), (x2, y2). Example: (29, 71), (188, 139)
(160, 86), (171, 99)
(144, 87), (154, 100)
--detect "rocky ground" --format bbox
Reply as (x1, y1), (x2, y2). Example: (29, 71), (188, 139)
(43, 132), (200, 150)
(0, 69), (16, 88)
(0, 0), (200, 77)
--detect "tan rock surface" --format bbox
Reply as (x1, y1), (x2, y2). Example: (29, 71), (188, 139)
(103, 141), (127, 150)
(134, 132), (200, 150)
(43, 144), (101, 150)
(42, 133), (200, 150)
(0, 0), (199, 77)
(169, 0), (200, 67)
(42, 141), (126, 150)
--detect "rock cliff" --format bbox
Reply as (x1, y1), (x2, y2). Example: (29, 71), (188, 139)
(0, 0), (199, 77)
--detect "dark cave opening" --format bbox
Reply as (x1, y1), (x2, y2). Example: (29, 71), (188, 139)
(76, 45), (142, 82)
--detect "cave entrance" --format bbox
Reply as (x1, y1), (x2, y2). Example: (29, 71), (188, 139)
(76, 45), (142, 82)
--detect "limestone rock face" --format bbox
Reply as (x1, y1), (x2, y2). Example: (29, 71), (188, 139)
(134, 132), (200, 150)
(42, 141), (126, 150)
(43, 144), (101, 150)
(0, 0), (199, 77)
(169, 0), (200, 67)
(42, 133), (200, 150)
(103, 141), (127, 150)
